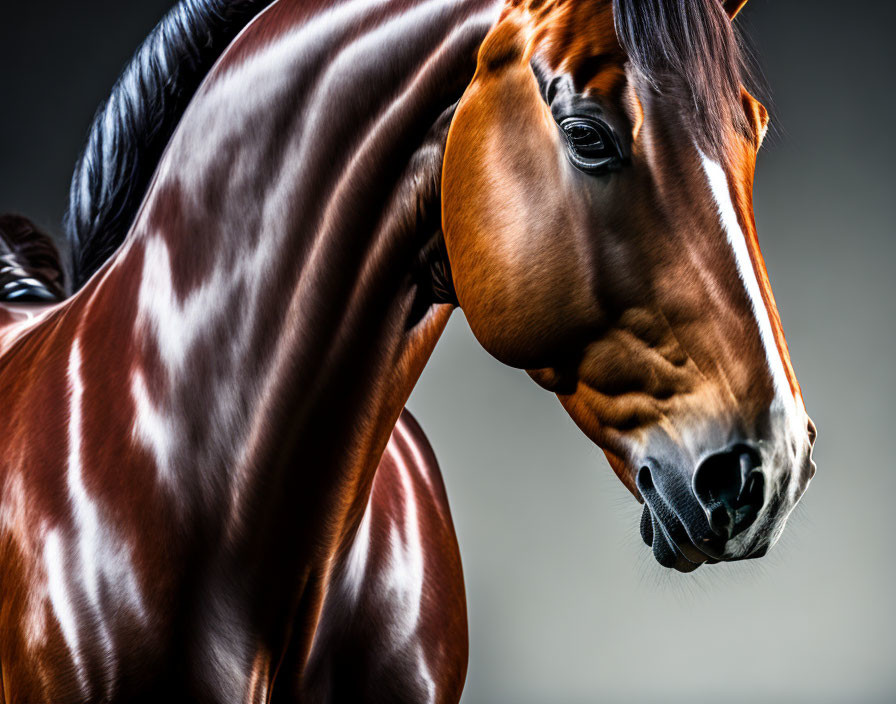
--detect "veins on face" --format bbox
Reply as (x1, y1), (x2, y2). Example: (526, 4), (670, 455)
(530, 305), (700, 417)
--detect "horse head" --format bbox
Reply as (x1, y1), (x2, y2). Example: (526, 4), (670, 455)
(442, 0), (816, 571)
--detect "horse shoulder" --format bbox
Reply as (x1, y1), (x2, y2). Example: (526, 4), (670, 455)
(298, 409), (468, 704)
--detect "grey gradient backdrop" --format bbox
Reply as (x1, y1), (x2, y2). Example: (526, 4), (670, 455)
(1, 1), (893, 702)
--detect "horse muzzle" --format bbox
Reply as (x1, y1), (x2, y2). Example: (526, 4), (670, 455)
(635, 444), (772, 573)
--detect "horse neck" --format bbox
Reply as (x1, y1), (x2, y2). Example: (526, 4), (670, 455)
(76, 0), (496, 550)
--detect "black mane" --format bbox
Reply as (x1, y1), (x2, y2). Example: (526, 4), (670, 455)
(612, 0), (753, 158)
(64, 0), (275, 289)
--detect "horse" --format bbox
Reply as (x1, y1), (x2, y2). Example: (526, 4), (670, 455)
(0, 0), (817, 700)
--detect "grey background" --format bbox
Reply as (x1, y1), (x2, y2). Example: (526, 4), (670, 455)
(1, 1), (893, 702)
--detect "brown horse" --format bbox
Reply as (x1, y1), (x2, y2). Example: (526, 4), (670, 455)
(0, 0), (816, 700)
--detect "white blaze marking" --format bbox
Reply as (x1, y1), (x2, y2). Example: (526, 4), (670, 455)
(700, 153), (812, 523)
(699, 153), (795, 411)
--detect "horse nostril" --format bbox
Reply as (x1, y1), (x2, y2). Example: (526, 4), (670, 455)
(693, 445), (764, 540)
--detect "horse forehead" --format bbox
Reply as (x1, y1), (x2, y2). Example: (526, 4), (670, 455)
(520, 0), (624, 77)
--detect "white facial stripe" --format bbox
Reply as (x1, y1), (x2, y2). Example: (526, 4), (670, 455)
(699, 155), (815, 554)
(699, 153), (795, 411)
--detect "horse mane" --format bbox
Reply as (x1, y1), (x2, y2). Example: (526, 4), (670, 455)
(64, 0), (276, 290)
(0, 215), (66, 300)
(612, 0), (754, 158)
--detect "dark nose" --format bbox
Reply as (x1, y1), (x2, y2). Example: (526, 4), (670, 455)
(693, 445), (765, 540)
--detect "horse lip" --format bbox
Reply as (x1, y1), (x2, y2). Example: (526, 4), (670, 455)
(647, 510), (706, 573)
(642, 501), (772, 568)
(694, 533), (728, 561)
(637, 467), (723, 565)
(640, 503), (715, 571)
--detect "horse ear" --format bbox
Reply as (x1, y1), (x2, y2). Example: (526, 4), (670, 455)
(722, 1), (749, 19)
(741, 87), (770, 148)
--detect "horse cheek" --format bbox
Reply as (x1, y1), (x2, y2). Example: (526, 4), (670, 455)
(443, 58), (598, 369)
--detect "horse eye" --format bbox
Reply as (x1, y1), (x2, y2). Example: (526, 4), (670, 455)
(559, 117), (621, 175)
